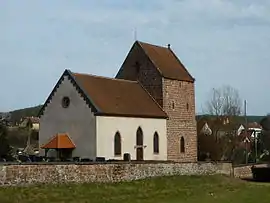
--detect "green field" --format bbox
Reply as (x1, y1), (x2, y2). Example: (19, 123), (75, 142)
(0, 175), (270, 203)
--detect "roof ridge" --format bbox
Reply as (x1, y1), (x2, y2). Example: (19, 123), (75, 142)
(137, 41), (168, 49)
(72, 71), (138, 84)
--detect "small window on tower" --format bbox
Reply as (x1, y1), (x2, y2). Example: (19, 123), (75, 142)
(172, 101), (175, 110)
(180, 137), (185, 153)
(186, 103), (189, 111)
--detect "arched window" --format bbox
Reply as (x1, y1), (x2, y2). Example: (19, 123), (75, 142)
(153, 132), (159, 154)
(114, 132), (121, 156)
(180, 137), (185, 153)
(136, 127), (144, 161)
(136, 127), (143, 146)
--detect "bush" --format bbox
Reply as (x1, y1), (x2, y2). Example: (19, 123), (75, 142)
(0, 124), (12, 157)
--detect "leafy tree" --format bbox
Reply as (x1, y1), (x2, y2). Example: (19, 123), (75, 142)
(198, 133), (219, 161)
(0, 123), (12, 158)
(250, 116), (270, 162)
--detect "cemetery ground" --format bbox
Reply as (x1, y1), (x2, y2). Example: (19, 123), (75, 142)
(0, 175), (270, 203)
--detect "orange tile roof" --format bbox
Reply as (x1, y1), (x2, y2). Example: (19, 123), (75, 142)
(41, 133), (75, 149)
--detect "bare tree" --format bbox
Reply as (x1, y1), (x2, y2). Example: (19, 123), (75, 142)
(204, 85), (242, 117)
(200, 85), (243, 161)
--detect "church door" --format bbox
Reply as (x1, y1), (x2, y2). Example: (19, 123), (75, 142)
(136, 127), (144, 161)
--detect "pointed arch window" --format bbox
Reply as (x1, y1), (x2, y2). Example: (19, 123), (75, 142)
(153, 132), (159, 154)
(180, 136), (185, 153)
(136, 127), (144, 161)
(136, 127), (143, 146)
(114, 132), (121, 156)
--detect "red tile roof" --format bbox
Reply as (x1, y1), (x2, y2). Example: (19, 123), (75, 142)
(138, 41), (194, 82)
(28, 117), (40, 124)
(247, 122), (262, 129)
(72, 72), (168, 118)
(41, 133), (75, 149)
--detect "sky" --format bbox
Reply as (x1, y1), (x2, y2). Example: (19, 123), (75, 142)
(1, 0), (270, 115)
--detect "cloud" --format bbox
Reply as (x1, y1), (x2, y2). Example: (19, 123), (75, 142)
(0, 0), (270, 115)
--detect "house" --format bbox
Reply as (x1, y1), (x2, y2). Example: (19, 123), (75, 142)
(236, 122), (262, 138)
(0, 112), (11, 126)
(197, 116), (233, 137)
(19, 117), (40, 131)
(197, 120), (212, 136)
(38, 41), (197, 161)
(237, 124), (245, 136)
(237, 130), (253, 151)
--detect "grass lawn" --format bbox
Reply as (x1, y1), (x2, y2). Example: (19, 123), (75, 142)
(0, 175), (270, 203)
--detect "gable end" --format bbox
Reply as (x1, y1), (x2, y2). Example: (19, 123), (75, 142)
(115, 41), (163, 79)
(136, 41), (164, 77)
(38, 70), (99, 117)
(138, 41), (195, 82)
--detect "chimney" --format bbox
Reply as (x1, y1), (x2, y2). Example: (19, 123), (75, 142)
(167, 44), (171, 49)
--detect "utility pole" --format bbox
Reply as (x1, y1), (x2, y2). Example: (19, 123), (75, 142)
(255, 130), (258, 163)
(244, 100), (248, 164)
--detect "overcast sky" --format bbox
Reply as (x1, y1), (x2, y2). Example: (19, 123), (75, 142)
(1, 0), (269, 115)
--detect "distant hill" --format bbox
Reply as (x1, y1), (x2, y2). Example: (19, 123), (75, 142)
(4, 106), (265, 126)
(196, 114), (265, 124)
(9, 105), (43, 125)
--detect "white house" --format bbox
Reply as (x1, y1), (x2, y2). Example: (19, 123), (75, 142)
(237, 124), (245, 136)
(237, 123), (262, 138)
(200, 122), (212, 136)
(38, 70), (168, 161)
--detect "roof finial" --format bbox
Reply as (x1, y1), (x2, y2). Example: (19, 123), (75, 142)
(167, 44), (171, 49)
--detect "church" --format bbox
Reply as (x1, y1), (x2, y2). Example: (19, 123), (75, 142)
(38, 41), (197, 162)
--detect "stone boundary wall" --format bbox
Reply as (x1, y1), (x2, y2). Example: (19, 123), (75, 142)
(233, 165), (253, 178)
(0, 162), (232, 186)
(233, 163), (269, 178)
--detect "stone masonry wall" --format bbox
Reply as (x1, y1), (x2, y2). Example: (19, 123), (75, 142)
(233, 165), (253, 178)
(233, 163), (269, 178)
(0, 162), (232, 186)
(116, 43), (197, 162)
(116, 42), (163, 106)
(163, 79), (197, 162)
